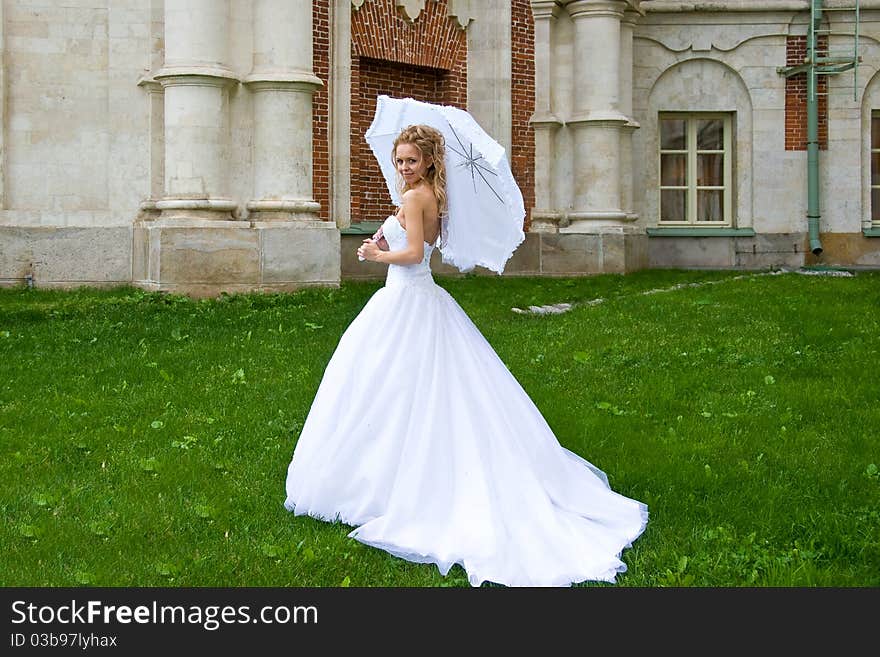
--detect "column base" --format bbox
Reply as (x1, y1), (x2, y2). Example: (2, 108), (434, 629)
(157, 199), (237, 222)
(541, 227), (647, 274)
(524, 211), (647, 274)
(133, 217), (340, 297)
(246, 199), (322, 222)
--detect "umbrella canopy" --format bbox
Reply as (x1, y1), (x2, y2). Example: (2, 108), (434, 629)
(364, 95), (526, 274)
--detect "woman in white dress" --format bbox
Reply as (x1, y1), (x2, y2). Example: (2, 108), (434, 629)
(284, 124), (648, 587)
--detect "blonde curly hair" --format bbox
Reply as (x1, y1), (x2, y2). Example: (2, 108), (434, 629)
(392, 124), (447, 216)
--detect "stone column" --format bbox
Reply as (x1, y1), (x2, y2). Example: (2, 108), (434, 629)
(467, 0), (511, 154)
(136, 77), (164, 215)
(619, 8), (640, 220)
(154, 0), (238, 219)
(331, 0), (352, 229)
(244, 0), (323, 221)
(565, 0), (629, 227)
(529, 1), (564, 232)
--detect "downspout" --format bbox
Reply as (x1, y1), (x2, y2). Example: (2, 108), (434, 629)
(807, 1), (823, 255)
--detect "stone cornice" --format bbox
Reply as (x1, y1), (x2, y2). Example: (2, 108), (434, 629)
(564, 0), (628, 19)
(156, 199), (237, 212)
(529, 112), (564, 127)
(136, 74), (163, 93)
(643, 0), (880, 11)
(568, 110), (631, 126)
(622, 8), (643, 25)
(246, 200), (322, 213)
(531, 1), (563, 19)
(242, 70), (324, 91)
(154, 66), (240, 87)
(564, 211), (634, 222)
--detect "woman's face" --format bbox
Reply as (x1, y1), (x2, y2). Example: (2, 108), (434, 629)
(395, 142), (431, 185)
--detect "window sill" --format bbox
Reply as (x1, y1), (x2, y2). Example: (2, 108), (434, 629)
(340, 221), (383, 235)
(647, 227), (756, 237)
(863, 227), (880, 237)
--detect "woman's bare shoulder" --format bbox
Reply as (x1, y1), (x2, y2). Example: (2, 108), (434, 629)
(402, 185), (436, 207)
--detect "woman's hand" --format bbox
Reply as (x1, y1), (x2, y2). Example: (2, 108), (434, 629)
(371, 226), (389, 251)
(357, 238), (383, 262)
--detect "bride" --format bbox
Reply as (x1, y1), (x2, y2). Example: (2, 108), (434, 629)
(284, 124), (648, 587)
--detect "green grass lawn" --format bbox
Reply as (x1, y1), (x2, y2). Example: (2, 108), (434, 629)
(1, 269), (878, 587)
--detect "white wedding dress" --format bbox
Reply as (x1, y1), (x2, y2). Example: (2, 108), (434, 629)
(284, 214), (648, 587)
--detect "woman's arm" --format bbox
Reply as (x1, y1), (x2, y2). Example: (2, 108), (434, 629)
(358, 190), (427, 265)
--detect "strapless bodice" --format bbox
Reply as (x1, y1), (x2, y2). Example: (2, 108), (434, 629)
(381, 214), (437, 289)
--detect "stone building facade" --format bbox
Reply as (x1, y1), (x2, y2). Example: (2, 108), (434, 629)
(1, 0), (879, 295)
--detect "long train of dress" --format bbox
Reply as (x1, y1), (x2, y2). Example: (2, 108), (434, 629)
(284, 213), (648, 587)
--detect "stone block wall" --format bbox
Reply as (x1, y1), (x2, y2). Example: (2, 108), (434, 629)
(634, 1), (880, 269)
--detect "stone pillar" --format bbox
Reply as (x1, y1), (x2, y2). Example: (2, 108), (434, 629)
(244, 0), (323, 221)
(467, 0), (511, 154)
(136, 77), (164, 215)
(154, 0), (238, 219)
(619, 8), (640, 220)
(529, 1), (564, 232)
(331, 0), (353, 229)
(565, 0), (629, 227)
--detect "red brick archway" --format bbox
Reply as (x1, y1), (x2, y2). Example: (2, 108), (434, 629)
(312, 0), (534, 230)
(350, 0), (467, 224)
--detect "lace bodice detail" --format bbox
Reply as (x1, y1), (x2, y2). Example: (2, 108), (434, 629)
(381, 214), (437, 288)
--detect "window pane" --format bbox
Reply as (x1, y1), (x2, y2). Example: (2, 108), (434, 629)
(873, 152), (880, 186)
(873, 188), (880, 222)
(698, 153), (723, 186)
(661, 154), (687, 186)
(697, 190), (724, 222)
(873, 116), (880, 150)
(661, 189), (687, 222)
(697, 119), (724, 150)
(661, 119), (686, 150)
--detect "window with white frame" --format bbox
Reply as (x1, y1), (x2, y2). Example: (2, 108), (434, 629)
(659, 113), (733, 225)
(872, 111), (879, 223)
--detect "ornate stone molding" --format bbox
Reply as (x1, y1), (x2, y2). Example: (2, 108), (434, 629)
(393, 0), (474, 29)
(622, 7), (642, 26)
(642, 0), (880, 11)
(156, 199), (237, 211)
(242, 71), (324, 92)
(565, 0), (627, 20)
(154, 66), (240, 88)
(567, 110), (631, 126)
(136, 75), (163, 94)
(529, 113), (564, 128)
(530, 0), (563, 19)
(447, 0), (476, 29)
(563, 0), (639, 10)
(396, 0), (429, 22)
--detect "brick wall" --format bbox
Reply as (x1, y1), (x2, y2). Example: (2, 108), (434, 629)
(785, 35), (828, 151)
(511, 0), (535, 231)
(355, 59), (458, 224)
(350, 0), (467, 224)
(313, 0), (331, 221)
(314, 1), (534, 229)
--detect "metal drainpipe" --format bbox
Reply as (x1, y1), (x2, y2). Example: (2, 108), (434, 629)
(807, 1), (823, 255)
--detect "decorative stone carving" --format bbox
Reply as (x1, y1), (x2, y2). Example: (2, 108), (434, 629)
(396, 0), (428, 22)
(448, 0), (476, 29)
(392, 0), (474, 29)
